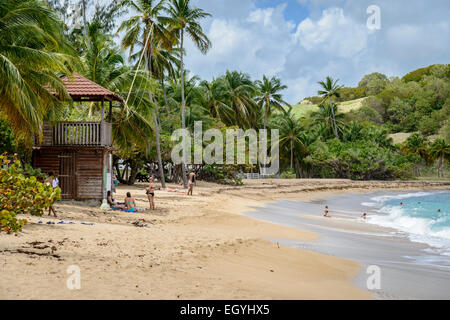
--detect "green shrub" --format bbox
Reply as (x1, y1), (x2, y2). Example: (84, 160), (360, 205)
(0, 155), (61, 233)
(281, 169), (296, 179)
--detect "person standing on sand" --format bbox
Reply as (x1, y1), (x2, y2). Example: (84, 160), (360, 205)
(146, 176), (157, 210)
(44, 171), (57, 217)
(187, 172), (196, 196)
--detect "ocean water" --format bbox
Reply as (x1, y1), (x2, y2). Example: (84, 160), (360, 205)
(363, 191), (450, 256)
(245, 189), (450, 299)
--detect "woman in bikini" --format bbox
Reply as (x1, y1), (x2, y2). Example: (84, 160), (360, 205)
(146, 176), (156, 210)
(107, 191), (126, 210)
(124, 192), (137, 212)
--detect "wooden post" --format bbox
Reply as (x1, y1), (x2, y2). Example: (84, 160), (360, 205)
(101, 98), (104, 122)
(108, 100), (113, 122)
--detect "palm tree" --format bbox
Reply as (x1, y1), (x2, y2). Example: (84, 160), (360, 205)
(401, 133), (428, 175)
(220, 71), (256, 128)
(198, 79), (231, 123)
(164, 0), (211, 187)
(274, 111), (306, 171)
(255, 75), (288, 130)
(0, 0), (74, 138)
(429, 139), (449, 178)
(311, 101), (345, 139)
(317, 76), (343, 139)
(118, 0), (177, 188)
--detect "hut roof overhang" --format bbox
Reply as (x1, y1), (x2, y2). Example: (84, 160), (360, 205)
(57, 73), (124, 103)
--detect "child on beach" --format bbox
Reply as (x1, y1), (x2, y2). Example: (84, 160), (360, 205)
(44, 171), (57, 217)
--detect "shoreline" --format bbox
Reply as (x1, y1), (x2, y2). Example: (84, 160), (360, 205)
(244, 187), (450, 299)
(1, 179), (449, 299)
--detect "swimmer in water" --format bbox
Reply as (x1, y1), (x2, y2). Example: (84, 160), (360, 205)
(323, 206), (330, 217)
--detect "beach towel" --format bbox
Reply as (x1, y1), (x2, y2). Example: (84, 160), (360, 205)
(57, 221), (75, 225)
(126, 207), (138, 212)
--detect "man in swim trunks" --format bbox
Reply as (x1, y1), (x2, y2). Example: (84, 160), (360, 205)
(187, 172), (196, 196)
(146, 176), (156, 210)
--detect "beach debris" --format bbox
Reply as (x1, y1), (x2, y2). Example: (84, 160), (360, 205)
(132, 219), (148, 228)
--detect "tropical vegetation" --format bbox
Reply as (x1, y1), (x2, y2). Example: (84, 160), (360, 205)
(0, 0), (448, 194)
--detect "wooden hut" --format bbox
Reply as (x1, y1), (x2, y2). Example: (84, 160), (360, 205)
(32, 74), (123, 200)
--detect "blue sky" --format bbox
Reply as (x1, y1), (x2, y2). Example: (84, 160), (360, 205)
(181, 0), (450, 103)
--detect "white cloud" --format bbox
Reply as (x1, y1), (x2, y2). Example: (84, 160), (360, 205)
(182, 0), (450, 104)
(293, 8), (368, 58)
(185, 4), (294, 80)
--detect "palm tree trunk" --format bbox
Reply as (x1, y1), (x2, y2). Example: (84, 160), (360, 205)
(438, 154), (443, 178)
(180, 28), (187, 188)
(331, 105), (338, 139)
(161, 76), (170, 113)
(146, 49), (166, 188)
(153, 110), (166, 188)
(290, 139), (293, 170)
(81, 0), (88, 39)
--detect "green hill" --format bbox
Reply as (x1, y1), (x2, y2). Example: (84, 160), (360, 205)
(287, 97), (367, 118)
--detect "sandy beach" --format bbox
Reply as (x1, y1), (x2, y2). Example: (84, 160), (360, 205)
(1, 179), (449, 300)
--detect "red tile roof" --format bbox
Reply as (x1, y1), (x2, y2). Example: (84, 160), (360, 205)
(59, 73), (123, 102)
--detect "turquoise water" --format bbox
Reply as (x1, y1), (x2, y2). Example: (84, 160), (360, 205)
(364, 191), (450, 256)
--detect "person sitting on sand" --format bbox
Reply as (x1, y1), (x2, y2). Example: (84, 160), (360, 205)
(187, 172), (196, 196)
(107, 191), (126, 210)
(146, 176), (157, 210)
(44, 171), (57, 217)
(323, 205), (330, 217)
(124, 192), (138, 212)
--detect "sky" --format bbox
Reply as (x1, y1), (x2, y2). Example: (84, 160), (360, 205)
(177, 0), (450, 104)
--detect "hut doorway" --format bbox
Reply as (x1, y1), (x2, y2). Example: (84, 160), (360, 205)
(58, 152), (77, 199)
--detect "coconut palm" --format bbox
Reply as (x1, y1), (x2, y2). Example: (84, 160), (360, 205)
(220, 71), (256, 128)
(164, 0), (211, 187)
(198, 79), (231, 123)
(401, 133), (428, 175)
(429, 139), (450, 178)
(317, 76), (343, 139)
(311, 101), (345, 139)
(0, 0), (75, 138)
(274, 111), (307, 171)
(255, 75), (288, 130)
(118, 0), (177, 188)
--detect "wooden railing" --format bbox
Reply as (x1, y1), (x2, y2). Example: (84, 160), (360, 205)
(36, 121), (112, 147)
